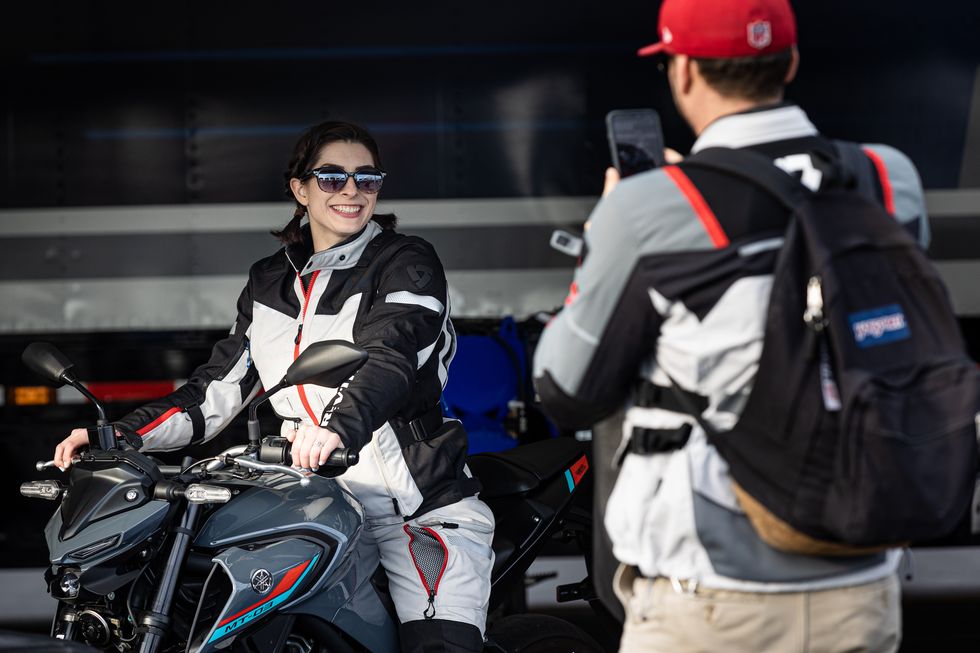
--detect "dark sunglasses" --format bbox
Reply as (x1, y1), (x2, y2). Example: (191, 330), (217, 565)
(301, 166), (387, 194)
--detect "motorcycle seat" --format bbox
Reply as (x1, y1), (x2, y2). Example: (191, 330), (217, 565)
(467, 437), (586, 499)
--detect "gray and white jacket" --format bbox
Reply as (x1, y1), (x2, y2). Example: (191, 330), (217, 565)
(117, 220), (472, 519)
(533, 104), (928, 592)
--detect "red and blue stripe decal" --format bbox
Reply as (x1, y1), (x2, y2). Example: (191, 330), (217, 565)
(563, 455), (589, 493)
(207, 553), (320, 644)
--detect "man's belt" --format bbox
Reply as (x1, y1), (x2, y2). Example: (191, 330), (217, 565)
(392, 405), (446, 449)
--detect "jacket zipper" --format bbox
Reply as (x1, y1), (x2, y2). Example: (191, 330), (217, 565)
(294, 270), (321, 424)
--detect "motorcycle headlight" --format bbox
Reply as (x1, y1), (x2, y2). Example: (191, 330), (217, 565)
(59, 570), (80, 597)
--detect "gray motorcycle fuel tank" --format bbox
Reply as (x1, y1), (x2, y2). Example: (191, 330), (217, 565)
(194, 474), (362, 550)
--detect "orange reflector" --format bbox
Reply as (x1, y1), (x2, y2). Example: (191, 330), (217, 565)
(13, 386), (54, 406)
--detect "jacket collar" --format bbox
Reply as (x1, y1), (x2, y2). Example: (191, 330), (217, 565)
(285, 220), (383, 274)
(691, 103), (818, 153)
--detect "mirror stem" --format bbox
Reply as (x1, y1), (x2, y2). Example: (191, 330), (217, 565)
(64, 374), (108, 425)
(246, 380), (286, 447)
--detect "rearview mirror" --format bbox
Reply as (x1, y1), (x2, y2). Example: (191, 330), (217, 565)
(284, 341), (368, 388)
(22, 342), (77, 386)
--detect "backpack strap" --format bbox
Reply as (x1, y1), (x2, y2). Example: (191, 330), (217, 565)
(835, 141), (895, 216)
(832, 141), (874, 199)
(682, 147), (806, 212)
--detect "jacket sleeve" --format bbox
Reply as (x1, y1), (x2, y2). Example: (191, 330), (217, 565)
(323, 239), (451, 452)
(115, 278), (261, 452)
(862, 143), (930, 249)
(532, 187), (662, 431)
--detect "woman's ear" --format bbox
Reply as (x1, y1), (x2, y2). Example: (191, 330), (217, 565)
(289, 177), (310, 207)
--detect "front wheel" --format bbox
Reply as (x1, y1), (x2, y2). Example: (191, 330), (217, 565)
(484, 614), (606, 653)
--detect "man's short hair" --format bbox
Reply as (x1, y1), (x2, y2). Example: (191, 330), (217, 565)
(693, 49), (794, 102)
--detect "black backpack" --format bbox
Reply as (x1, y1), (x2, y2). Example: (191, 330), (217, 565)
(679, 144), (979, 555)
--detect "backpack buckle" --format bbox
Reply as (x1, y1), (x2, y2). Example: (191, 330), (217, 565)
(803, 275), (827, 332)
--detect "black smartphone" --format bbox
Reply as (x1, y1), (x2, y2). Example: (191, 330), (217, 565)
(605, 109), (665, 177)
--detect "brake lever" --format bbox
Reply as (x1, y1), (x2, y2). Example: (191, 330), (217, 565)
(233, 457), (311, 487)
(35, 457), (80, 472)
(204, 445), (249, 472)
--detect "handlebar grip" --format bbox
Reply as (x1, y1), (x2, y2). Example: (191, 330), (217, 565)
(258, 437), (358, 468)
(326, 449), (359, 468)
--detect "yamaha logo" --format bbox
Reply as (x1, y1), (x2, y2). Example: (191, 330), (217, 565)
(250, 569), (273, 594)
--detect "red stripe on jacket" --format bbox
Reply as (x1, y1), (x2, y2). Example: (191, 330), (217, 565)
(663, 166), (730, 248)
(136, 406), (181, 436)
(862, 148), (896, 216)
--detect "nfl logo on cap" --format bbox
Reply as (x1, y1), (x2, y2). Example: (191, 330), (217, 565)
(747, 20), (773, 49)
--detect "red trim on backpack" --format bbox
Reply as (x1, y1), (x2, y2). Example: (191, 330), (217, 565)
(861, 148), (896, 217)
(664, 166), (730, 248)
(136, 406), (181, 436)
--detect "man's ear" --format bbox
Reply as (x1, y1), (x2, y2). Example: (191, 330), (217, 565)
(674, 54), (694, 96)
(289, 177), (309, 207)
(785, 45), (800, 84)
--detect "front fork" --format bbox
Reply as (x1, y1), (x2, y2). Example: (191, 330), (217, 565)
(51, 608), (77, 641)
(138, 502), (200, 653)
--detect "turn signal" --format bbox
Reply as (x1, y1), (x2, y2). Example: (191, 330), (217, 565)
(184, 484), (232, 504)
(20, 480), (64, 500)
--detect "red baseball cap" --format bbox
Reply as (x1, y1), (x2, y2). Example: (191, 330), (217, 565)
(638, 0), (797, 59)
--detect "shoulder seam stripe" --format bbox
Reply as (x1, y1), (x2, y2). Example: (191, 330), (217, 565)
(384, 290), (445, 314)
(861, 148), (896, 216)
(663, 166), (730, 248)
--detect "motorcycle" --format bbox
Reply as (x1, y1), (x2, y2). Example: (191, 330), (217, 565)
(18, 341), (605, 652)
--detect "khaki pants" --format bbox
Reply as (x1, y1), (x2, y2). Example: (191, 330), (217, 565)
(613, 565), (901, 653)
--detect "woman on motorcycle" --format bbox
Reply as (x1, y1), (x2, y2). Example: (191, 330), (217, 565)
(53, 120), (495, 653)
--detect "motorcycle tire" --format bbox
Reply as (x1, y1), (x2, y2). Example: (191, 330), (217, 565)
(484, 614), (606, 653)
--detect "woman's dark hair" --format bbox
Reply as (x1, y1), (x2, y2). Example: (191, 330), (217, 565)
(693, 49), (794, 102)
(273, 120), (397, 247)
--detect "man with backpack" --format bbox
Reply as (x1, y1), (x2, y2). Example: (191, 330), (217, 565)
(533, 0), (978, 650)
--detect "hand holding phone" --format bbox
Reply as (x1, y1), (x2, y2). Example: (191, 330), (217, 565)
(606, 109), (665, 178)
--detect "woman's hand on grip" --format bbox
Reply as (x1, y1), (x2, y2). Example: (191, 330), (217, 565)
(284, 424), (342, 471)
(54, 428), (90, 470)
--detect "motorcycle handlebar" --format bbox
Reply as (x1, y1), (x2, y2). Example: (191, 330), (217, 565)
(258, 436), (359, 469)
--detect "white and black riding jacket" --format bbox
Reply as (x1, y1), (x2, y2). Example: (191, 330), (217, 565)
(534, 104), (929, 592)
(117, 220), (475, 518)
